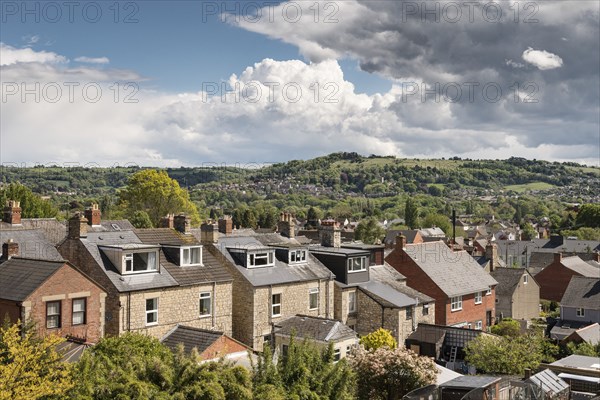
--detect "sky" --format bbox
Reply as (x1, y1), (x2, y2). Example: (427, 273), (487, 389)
(1, 0), (599, 167)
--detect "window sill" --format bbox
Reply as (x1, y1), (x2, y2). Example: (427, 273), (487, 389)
(72, 323), (86, 326)
(199, 314), (211, 319)
(272, 314), (281, 318)
(475, 302), (482, 305)
(450, 309), (462, 312)
(146, 322), (158, 327)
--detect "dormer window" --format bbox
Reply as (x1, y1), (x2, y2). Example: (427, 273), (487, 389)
(248, 251), (275, 267)
(289, 249), (307, 264)
(347, 257), (366, 273)
(181, 246), (202, 266)
(124, 251), (157, 274)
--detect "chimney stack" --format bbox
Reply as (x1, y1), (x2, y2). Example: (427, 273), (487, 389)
(174, 214), (191, 235)
(486, 242), (499, 272)
(554, 252), (563, 264)
(68, 213), (88, 239)
(3, 200), (22, 225)
(84, 203), (101, 226)
(200, 222), (219, 243)
(1, 239), (19, 261)
(319, 219), (341, 248)
(218, 216), (233, 235)
(159, 214), (174, 229)
(396, 234), (407, 251)
(277, 212), (295, 239)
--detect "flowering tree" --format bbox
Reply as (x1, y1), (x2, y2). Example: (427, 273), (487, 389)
(349, 346), (437, 400)
(359, 328), (397, 351)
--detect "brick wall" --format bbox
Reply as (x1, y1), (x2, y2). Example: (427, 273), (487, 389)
(25, 263), (106, 343)
(535, 261), (581, 302)
(444, 289), (495, 330)
(0, 299), (21, 324)
(201, 335), (248, 360)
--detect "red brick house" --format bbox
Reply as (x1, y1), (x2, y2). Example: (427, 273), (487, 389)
(161, 325), (250, 362)
(534, 253), (599, 302)
(385, 237), (497, 330)
(0, 255), (107, 343)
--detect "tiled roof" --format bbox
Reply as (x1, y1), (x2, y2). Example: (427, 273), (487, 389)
(0, 229), (63, 261)
(135, 228), (232, 286)
(89, 220), (135, 232)
(274, 315), (357, 342)
(403, 242), (497, 297)
(561, 276), (600, 309)
(561, 256), (600, 278)
(82, 231), (179, 293)
(161, 325), (226, 354)
(362, 264), (433, 307)
(215, 234), (333, 287)
(491, 267), (533, 297)
(0, 258), (65, 301)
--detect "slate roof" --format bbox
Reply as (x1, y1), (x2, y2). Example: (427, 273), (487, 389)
(161, 325), (237, 355)
(566, 323), (600, 345)
(550, 320), (591, 341)
(491, 267), (534, 297)
(215, 234), (333, 287)
(384, 230), (419, 245)
(561, 256), (600, 278)
(361, 264), (433, 308)
(561, 276), (600, 309)
(274, 315), (357, 342)
(89, 220), (135, 232)
(526, 369), (569, 396)
(550, 354), (600, 370)
(440, 375), (501, 389)
(0, 218), (68, 245)
(403, 242), (498, 297)
(81, 231), (179, 293)
(135, 229), (232, 286)
(0, 258), (66, 301)
(0, 229), (63, 261)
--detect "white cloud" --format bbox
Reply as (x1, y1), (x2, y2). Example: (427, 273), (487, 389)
(21, 35), (40, 46)
(74, 56), (110, 64)
(522, 48), (564, 70)
(0, 42), (67, 66)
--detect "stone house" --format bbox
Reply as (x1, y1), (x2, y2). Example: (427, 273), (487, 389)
(58, 207), (234, 339)
(491, 266), (540, 321)
(386, 236), (497, 330)
(310, 221), (435, 346)
(273, 315), (358, 361)
(208, 215), (335, 351)
(534, 254), (599, 302)
(0, 244), (107, 343)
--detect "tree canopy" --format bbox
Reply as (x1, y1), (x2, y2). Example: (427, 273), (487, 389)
(359, 328), (397, 351)
(354, 218), (386, 244)
(404, 198), (419, 229)
(0, 182), (59, 219)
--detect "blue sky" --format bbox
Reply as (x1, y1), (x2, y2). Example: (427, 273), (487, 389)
(1, 1), (598, 166)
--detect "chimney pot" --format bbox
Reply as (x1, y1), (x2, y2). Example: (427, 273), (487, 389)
(319, 219), (341, 247)
(84, 203), (101, 226)
(278, 212), (295, 239)
(218, 216), (233, 235)
(486, 243), (498, 272)
(68, 213), (88, 239)
(159, 214), (174, 229)
(200, 222), (219, 243)
(3, 200), (22, 225)
(396, 234), (407, 251)
(174, 214), (191, 234)
(554, 252), (563, 263)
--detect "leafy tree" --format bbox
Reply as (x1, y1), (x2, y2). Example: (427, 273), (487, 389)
(0, 321), (73, 400)
(129, 210), (153, 228)
(306, 206), (322, 229)
(354, 218), (385, 244)
(464, 333), (545, 375)
(359, 328), (397, 351)
(565, 341), (600, 357)
(118, 170), (200, 227)
(349, 346), (437, 400)
(576, 204), (600, 228)
(0, 182), (59, 219)
(422, 213), (451, 236)
(404, 198), (419, 229)
(521, 223), (537, 240)
(562, 227), (600, 241)
(490, 318), (521, 338)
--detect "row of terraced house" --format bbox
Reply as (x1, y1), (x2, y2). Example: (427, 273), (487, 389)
(1, 201), (508, 364)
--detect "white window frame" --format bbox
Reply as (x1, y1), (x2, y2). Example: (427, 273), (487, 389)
(486, 286), (492, 295)
(451, 296), (463, 312)
(475, 320), (483, 330)
(199, 292), (212, 317)
(347, 257), (366, 273)
(146, 298), (159, 326)
(333, 347), (341, 362)
(248, 251), (275, 268)
(475, 292), (482, 305)
(576, 307), (585, 317)
(423, 304), (429, 315)
(309, 288), (319, 310)
(289, 249), (307, 264)
(272, 293), (281, 317)
(348, 291), (357, 313)
(181, 246), (202, 266)
(523, 274), (528, 284)
(46, 301), (61, 329)
(123, 251), (158, 274)
(72, 298), (86, 326)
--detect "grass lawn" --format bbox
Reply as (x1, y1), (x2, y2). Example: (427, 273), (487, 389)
(504, 182), (556, 192)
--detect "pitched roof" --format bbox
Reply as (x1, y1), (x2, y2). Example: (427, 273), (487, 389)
(81, 231), (179, 293)
(362, 264), (433, 307)
(19, 218), (66, 245)
(402, 242), (498, 297)
(0, 229), (63, 261)
(274, 315), (357, 342)
(89, 220), (135, 233)
(0, 258), (66, 301)
(215, 234), (333, 287)
(135, 229), (232, 286)
(161, 325), (231, 355)
(561, 276), (600, 309)
(384, 230), (419, 245)
(491, 267), (535, 296)
(526, 369), (569, 396)
(561, 256), (600, 278)
(566, 323), (600, 345)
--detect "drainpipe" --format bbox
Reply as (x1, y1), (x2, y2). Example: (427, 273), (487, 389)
(212, 281), (217, 328)
(127, 292), (131, 332)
